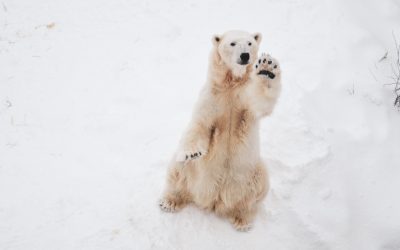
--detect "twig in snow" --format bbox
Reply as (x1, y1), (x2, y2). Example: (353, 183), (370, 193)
(391, 32), (400, 109)
(378, 51), (388, 62)
(46, 22), (55, 29)
(369, 68), (378, 82)
(347, 83), (355, 95)
(34, 22), (55, 30)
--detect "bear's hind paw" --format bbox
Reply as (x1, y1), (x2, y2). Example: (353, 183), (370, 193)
(232, 217), (253, 232)
(159, 198), (179, 212)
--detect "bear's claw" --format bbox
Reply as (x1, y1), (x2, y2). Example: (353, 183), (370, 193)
(159, 198), (178, 212)
(176, 149), (206, 162)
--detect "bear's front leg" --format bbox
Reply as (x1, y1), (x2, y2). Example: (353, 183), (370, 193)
(246, 53), (282, 118)
(175, 121), (209, 162)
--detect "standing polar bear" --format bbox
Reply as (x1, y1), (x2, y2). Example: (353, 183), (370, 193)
(160, 30), (281, 231)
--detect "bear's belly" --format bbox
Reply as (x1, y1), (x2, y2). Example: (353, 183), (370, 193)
(190, 157), (259, 210)
(189, 117), (260, 209)
(208, 109), (260, 165)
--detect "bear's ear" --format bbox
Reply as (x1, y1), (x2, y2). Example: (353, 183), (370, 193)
(253, 32), (262, 44)
(212, 35), (221, 46)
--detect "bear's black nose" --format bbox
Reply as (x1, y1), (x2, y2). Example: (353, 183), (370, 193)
(240, 53), (250, 63)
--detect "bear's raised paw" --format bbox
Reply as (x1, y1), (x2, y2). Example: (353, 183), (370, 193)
(255, 53), (280, 80)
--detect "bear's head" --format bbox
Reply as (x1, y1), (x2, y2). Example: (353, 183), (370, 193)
(212, 30), (262, 78)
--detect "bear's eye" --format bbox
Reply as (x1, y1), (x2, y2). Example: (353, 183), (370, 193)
(248, 42), (252, 46)
(230, 42), (236, 46)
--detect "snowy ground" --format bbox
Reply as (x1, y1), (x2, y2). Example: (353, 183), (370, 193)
(1, 0), (400, 249)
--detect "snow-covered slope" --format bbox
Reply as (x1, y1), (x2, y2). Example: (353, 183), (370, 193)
(1, 0), (400, 249)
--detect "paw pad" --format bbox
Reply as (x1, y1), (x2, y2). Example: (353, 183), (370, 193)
(254, 53), (280, 80)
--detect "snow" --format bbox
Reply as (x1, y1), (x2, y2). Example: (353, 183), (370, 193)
(1, 0), (400, 249)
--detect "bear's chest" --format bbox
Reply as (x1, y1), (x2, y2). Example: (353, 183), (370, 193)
(211, 91), (255, 144)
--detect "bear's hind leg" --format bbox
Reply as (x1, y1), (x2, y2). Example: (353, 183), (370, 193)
(159, 161), (191, 212)
(212, 196), (256, 231)
(229, 198), (258, 231)
(226, 161), (269, 231)
(254, 161), (269, 202)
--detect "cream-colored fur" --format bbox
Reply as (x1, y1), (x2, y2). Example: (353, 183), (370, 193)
(160, 30), (281, 231)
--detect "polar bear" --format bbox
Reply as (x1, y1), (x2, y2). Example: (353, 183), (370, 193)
(160, 30), (281, 231)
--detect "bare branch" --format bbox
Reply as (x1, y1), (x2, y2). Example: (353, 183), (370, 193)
(390, 31), (400, 108)
(379, 51), (388, 62)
